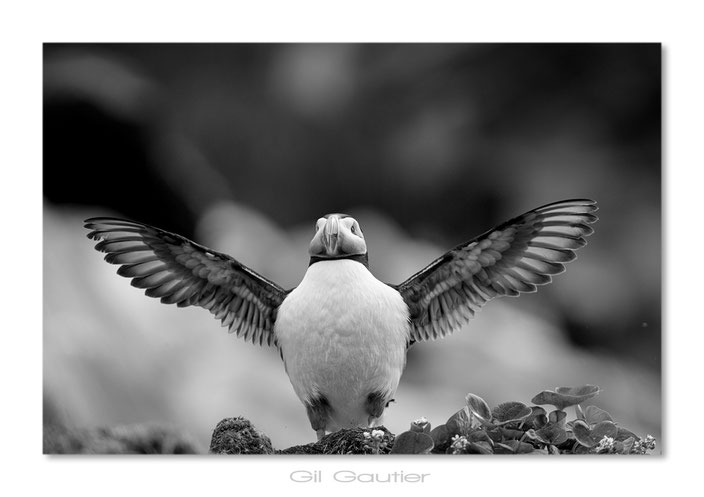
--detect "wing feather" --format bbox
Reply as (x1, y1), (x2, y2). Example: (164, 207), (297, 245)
(85, 217), (289, 348)
(394, 199), (597, 343)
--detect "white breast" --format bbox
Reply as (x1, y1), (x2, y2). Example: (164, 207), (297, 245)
(274, 260), (410, 430)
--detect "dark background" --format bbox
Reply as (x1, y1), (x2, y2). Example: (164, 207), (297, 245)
(43, 44), (661, 451)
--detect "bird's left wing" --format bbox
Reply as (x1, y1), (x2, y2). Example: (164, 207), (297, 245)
(392, 199), (598, 343)
(84, 217), (289, 347)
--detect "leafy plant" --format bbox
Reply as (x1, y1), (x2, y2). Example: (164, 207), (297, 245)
(388, 385), (657, 455)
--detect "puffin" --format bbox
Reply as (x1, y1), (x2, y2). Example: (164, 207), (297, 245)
(84, 198), (597, 440)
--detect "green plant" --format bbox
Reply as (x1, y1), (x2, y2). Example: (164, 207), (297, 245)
(389, 385), (657, 455)
(388, 418), (434, 454)
(363, 429), (390, 454)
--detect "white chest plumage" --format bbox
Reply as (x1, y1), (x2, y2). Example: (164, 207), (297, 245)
(275, 260), (410, 431)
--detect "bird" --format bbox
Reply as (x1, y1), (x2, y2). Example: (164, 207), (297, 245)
(84, 198), (597, 440)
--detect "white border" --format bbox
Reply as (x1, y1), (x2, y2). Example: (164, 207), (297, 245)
(2, 1), (700, 495)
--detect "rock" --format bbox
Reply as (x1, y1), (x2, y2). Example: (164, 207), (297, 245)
(209, 417), (274, 454)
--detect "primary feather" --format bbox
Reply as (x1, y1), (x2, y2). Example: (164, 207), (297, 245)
(85, 217), (288, 347)
(393, 199), (597, 343)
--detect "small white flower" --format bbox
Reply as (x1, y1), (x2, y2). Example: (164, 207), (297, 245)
(596, 436), (615, 453)
(450, 434), (469, 454)
(632, 434), (656, 454)
(643, 435), (656, 450)
(370, 429), (385, 440)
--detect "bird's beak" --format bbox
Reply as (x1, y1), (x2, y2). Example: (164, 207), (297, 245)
(323, 216), (340, 255)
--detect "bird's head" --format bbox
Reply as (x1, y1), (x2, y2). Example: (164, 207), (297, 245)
(309, 213), (368, 266)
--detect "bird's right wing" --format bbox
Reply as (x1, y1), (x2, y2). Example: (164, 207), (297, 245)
(393, 199), (598, 343)
(85, 217), (289, 347)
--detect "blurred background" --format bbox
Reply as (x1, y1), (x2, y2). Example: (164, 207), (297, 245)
(43, 43), (661, 453)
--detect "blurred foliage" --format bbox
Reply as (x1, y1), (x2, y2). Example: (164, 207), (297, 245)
(44, 396), (198, 454)
(42, 44), (661, 449)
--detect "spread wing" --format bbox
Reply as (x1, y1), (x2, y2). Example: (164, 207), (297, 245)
(393, 199), (598, 343)
(84, 217), (289, 347)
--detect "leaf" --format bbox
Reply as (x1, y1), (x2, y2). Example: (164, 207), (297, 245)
(615, 427), (639, 442)
(531, 385), (601, 410)
(590, 421), (618, 441)
(492, 402), (532, 425)
(572, 444), (593, 454)
(486, 427), (503, 443)
(501, 440), (535, 454)
(572, 419), (597, 448)
(535, 424), (567, 446)
(446, 407), (472, 437)
(523, 429), (538, 440)
(534, 413), (548, 429)
(389, 431), (434, 454)
(465, 393), (492, 424)
(555, 385), (601, 397)
(531, 391), (570, 410)
(575, 403), (586, 421)
(493, 443), (515, 454)
(583, 405), (612, 425)
(498, 427), (525, 440)
(548, 409), (567, 427)
(523, 406), (547, 429)
(429, 424), (451, 453)
(614, 437), (635, 455)
(571, 419), (619, 449)
(469, 430), (493, 445)
(467, 441), (493, 454)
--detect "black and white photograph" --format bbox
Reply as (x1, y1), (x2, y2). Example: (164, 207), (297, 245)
(42, 43), (661, 457)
